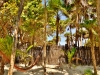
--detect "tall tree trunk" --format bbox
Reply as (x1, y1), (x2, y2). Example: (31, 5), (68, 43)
(43, 0), (47, 75)
(97, 0), (100, 66)
(56, 12), (59, 45)
(90, 30), (97, 75)
(7, 0), (24, 75)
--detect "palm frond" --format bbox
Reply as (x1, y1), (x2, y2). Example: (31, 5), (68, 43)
(26, 45), (33, 52)
(0, 35), (13, 57)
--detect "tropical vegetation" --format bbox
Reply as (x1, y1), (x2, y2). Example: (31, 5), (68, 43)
(0, 0), (99, 75)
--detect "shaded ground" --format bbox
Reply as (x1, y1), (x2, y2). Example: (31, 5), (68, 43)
(4, 64), (100, 75)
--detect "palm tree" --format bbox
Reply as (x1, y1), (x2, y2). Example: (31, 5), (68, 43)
(81, 19), (97, 75)
(16, 45), (33, 67)
(48, 0), (68, 45)
(48, 0), (59, 45)
(63, 0), (98, 74)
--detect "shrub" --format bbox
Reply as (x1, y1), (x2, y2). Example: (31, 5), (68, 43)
(84, 69), (93, 75)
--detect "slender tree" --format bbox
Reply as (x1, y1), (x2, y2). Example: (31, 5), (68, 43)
(42, 0), (47, 75)
(8, 0), (24, 75)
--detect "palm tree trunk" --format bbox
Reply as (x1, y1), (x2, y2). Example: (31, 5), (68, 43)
(7, 0), (24, 75)
(56, 12), (59, 45)
(90, 31), (97, 75)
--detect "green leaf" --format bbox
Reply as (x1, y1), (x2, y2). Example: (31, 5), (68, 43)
(26, 45), (33, 52)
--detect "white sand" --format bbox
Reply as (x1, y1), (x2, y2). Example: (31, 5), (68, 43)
(4, 64), (100, 75)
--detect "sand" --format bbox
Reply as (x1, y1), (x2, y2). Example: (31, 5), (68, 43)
(4, 64), (100, 75)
